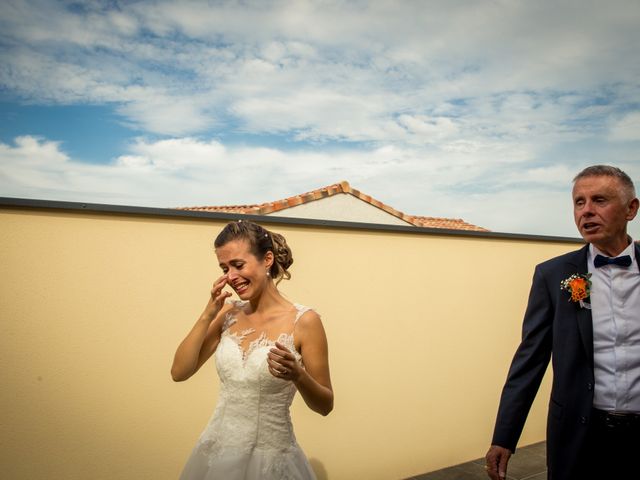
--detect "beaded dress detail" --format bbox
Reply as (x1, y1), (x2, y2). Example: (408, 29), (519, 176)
(179, 301), (316, 480)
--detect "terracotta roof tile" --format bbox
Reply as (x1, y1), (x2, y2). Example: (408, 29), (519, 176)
(408, 215), (490, 232)
(178, 181), (489, 232)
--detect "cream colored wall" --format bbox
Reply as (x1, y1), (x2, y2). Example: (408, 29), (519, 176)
(0, 207), (581, 480)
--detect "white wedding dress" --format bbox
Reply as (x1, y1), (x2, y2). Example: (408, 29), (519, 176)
(179, 301), (317, 480)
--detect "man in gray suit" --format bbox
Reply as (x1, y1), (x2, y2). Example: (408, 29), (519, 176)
(486, 165), (640, 480)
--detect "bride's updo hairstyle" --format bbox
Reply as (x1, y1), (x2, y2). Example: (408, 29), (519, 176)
(214, 220), (293, 284)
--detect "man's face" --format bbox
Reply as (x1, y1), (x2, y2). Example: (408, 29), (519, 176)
(572, 175), (638, 255)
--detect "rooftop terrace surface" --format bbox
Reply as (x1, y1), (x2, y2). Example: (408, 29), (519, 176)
(406, 442), (547, 480)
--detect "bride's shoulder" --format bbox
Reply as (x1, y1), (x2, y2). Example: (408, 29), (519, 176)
(292, 304), (323, 329)
(293, 303), (319, 319)
(292, 305), (327, 349)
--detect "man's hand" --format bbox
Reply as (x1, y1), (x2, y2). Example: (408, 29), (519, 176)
(485, 445), (512, 480)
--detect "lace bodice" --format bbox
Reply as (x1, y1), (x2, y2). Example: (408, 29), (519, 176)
(220, 302), (303, 365)
(192, 301), (311, 471)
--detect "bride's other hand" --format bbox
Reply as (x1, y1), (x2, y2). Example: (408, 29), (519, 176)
(267, 342), (301, 381)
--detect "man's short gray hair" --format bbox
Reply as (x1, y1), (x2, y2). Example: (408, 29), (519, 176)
(573, 165), (636, 201)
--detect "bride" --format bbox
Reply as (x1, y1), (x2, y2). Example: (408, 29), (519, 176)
(171, 220), (333, 479)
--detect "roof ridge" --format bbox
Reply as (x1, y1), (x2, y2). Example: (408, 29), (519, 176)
(177, 181), (489, 231)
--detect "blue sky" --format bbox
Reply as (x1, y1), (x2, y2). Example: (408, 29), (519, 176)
(1, 0), (639, 238)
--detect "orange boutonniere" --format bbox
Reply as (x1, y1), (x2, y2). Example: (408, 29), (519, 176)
(560, 273), (592, 306)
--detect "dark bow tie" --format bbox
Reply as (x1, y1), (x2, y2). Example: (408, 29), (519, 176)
(594, 254), (632, 268)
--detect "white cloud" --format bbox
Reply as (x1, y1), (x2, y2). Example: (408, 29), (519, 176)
(115, 93), (215, 136)
(609, 112), (640, 142)
(116, 137), (227, 171)
(397, 115), (459, 142)
(0, 136), (68, 166)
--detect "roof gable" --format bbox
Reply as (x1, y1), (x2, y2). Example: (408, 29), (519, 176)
(179, 180), (488, 232)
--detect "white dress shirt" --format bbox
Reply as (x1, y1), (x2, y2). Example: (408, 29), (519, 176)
(588, 240), (640, 413)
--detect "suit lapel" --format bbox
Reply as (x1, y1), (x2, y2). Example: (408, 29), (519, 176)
(565, 244), (594, 369)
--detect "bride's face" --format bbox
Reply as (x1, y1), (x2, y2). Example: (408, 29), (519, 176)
(216, 239), (272, 300)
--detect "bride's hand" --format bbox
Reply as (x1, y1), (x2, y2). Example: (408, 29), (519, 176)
(267, 342), (301, 381)
(202, 275), (231, 320)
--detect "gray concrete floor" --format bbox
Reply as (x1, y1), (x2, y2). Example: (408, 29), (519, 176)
(406, 442), (547, 480)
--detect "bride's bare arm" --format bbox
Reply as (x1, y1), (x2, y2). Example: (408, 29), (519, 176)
(295, 312), (334, 415)
(171, 275), (232, 382)
(269, 311), (333, 416)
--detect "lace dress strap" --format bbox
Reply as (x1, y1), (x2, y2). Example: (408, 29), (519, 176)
(221, 299), (248, 332)
(293, 304), (314, 324)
